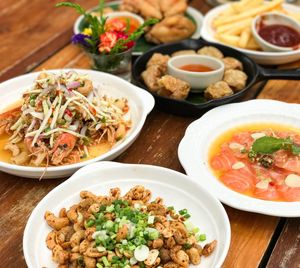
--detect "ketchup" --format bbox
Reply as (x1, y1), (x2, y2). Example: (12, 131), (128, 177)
(258, 24), (300, 48)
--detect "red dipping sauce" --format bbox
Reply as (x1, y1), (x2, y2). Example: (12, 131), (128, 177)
(258, 24), (300, 48)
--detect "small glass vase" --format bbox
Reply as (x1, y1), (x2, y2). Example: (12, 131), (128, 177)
(87, 48), (133, 81)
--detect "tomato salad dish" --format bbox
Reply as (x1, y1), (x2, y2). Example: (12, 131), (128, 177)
(44, 185), (217, 268)
(210, 123), (300, 202)
(0, 71), (130, 169)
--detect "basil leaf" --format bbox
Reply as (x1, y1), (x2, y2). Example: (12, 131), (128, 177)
(252, 136), (292, 154)
(292, 144), (300, 155)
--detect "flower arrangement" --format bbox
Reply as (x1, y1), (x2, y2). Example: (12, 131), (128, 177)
(56, 1), (158, 55)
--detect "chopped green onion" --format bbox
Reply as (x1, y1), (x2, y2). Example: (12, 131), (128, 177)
(86, 219), (95, 227)
(179, 209), (188, 215)
(102, 256), (110, 267)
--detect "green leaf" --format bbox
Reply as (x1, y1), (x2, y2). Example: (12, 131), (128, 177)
(252, 136), (292, 154)
(292, 144), (300, 155)
(56, 2), (86, 15)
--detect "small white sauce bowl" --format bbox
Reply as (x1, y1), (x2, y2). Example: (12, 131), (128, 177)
(168, 55), (225, 92)
(252, 12), (300, 52)
(106, 11), (144, 27)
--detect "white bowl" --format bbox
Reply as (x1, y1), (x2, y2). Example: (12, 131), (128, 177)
(201, 3), (300, 65)
(23, 161), (231, 268)
(168, 55), (224, 92)
(252, 12), (300, 52)
(0, 69), (154, 179)
(178, 99), (300, 217)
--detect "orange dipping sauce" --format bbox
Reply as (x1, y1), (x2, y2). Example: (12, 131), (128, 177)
(179, 64), (214, 72)
(106, 16), (141, 34)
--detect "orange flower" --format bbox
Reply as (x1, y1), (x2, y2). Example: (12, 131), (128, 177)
(106, 18), (127, 32)
(98, 31), (118, 53)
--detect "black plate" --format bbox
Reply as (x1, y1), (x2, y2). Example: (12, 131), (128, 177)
(132, 39), (300, 116)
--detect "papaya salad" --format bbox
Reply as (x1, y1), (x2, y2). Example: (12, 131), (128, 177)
(0, 71), (131, 168)
(44, 185), (217, 268)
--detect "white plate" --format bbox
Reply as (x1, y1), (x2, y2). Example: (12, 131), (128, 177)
(23, 162), (231, 268)
(201, 3), (300, 65)
(73, 1), (204, 56)
(0, 69), (154, 179)
(178, 99), (300, 217)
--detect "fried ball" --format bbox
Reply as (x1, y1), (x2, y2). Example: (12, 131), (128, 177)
(141, 65), (164, 92)
(146, 53), (170, 74)
(222, 57), (243, 71)
(223, 69), (247, 91)
(157, 75), (190, 100)
(204, 81), (233, 100)
(197, 46), (224, 59)
(171, 50), (196, 57)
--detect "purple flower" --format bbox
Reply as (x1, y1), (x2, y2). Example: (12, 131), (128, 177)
(71, 34), (91, 47)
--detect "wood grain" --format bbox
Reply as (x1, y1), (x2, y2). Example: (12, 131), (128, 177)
(266, 219), (300, 268)
(256, 62), (300, 268)
(0, 0), (99, 82)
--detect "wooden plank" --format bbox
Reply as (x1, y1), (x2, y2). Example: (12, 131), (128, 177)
(266, 219), (300, 268)
(0, 0), (99, 82)
(256, 61), (300, 268)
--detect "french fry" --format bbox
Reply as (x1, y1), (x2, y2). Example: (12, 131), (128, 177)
(245, 36), (261, 50)
(213, 0), (283, 27)
(216, 33), (240, 47)
(216, 18), (252, 34)
(238, 28), (251, 48)
(231, 0), (263, 13)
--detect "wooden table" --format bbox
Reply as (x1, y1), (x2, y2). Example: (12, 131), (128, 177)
(0, 1), (299, 267)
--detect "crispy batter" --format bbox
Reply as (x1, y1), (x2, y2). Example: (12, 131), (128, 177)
(160, 0), (188, 17)
(223, 69), (248, 91)
(204, 81), (234, 100)
(197, 46), (224, 59)
(141, 65), (164, 92)
(222, 57), (243, 71)
(145, 15), (196, 44)
(171, 50), (197, 57)
(157, 75), (190, 100)
(147, 53), (170, 74)
(120, 0), (162, 19)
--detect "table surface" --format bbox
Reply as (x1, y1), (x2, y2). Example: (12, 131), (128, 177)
(0, 1), (300, 267)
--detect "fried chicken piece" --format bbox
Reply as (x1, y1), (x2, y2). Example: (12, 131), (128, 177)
(120, 0), (162, 19)
(141, 65), (164, 92)
(222, 57), (243, 71)
(197, 46), (224, 59)
(157, 75), (190, 100)
(145, 15), (196, 44)
(204, 81), (233, 100)
(223, 69), (247, 91)
(160, 0), (188, 17)
(147, 53), (170, 73)
(171, 50), (196, 57)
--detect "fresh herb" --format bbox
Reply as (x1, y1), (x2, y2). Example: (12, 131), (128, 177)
(56, 0), (107, 54)
(251, 136), (300, 155)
